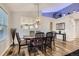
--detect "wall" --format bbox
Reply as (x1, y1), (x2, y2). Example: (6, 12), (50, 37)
(11, 12), (37, 39)
(75, 20), (79, 38)
(11, 11), (79, 42)
(0, 4), (11, 55)
(11, 12), (54, 43)
(73, 12), (79, 38)
(11, 12), (54, 31)
(52, 12), (78, 41)
(38, 16), (54, 33)
(11, 10), (79, 42)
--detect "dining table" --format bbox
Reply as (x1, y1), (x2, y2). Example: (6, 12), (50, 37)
(23, 36), (36, 45)
(23, 36), (55, 55)
(23, 36), (55, 46)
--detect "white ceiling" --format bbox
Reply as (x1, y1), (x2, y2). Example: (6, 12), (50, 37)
(3, 3), (67, 12)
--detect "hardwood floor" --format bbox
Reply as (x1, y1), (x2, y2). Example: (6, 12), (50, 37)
(3, 39), (79, 56)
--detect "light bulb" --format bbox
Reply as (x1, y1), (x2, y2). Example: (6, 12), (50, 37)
(35, 24), (38, 28)
(36, 17), (40, 22)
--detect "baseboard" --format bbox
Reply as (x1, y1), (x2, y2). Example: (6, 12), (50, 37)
(56, 38), (76, 41)
(67, 38), (78, 41)
(1, 45), (10, 56)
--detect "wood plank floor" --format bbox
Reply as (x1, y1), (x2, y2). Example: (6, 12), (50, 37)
(3, 39), (79, 56)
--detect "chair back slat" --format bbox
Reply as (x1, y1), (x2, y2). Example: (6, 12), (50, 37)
(35, 32), (45, 47)
(46, 32), (52, 43)
(46, 32), (53, 37)
(35, 32), (45, 38)
(46, 31), (56, 40)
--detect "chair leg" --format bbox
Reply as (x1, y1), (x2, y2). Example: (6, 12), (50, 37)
(41, 46), (43, 51)
(13, 39), (15, 46)
(33, 47), (37, 56)
(18, 46), (21, 54)
(53, 40), (55, 47)
(43, 45), (46, 55)
(48, 43), (52, 50)
(50, 43), (52, 50)
(28, 50), (31, 56)
(44, 46), (46, 53)
(28, 46), (31, 56)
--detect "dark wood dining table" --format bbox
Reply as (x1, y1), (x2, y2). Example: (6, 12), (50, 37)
(23, 36), (35, 40)
(23, 36), (35, 45)
(23, 36), (55, 55)
(23, 36), (55, 46)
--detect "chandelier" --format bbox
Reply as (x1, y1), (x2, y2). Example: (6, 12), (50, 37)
(21, 4), (41, 29)
(35, 3), (40, 24)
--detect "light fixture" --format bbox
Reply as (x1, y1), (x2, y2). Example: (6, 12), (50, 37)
(35, 3), (40, 24)
(35, 24), (38, 29)
(21, 4), (40, 30)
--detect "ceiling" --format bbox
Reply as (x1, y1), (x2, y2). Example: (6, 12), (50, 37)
(3, 3), (69, 12)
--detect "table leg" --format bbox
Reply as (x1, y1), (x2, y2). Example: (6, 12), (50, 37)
(63, 34), (66, 41)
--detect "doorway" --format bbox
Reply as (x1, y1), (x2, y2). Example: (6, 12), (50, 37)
(50, 22), (53, 31)
(75, 20), (79, 38)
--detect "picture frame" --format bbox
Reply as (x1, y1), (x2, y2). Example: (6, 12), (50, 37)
(56, 22), (65, 30)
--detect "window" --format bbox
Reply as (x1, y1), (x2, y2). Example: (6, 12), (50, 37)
(0, 7), (8, 40)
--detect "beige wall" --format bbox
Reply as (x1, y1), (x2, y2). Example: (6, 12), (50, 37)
(11, 12), (54, 32)
(11, 11), (79, 42)
(73, 12), (79, 38)
(39, 16), (54, 33)
(11, 12), (54, 43)
(52, 12), (79, 41)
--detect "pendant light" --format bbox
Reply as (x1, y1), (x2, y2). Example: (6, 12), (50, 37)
(36, 3), (40, 24)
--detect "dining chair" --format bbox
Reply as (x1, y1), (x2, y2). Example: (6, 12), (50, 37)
(10, 28), (16, 46)
(28, 38), (38, 56)
(46, 31), (56, 46)
(35, 32), (45, 38)
(44, 32), (56, 53)
(52, 31), (56, 46)
(46, 32), (53, 49)
(16, 32), (27, 54)
(35, 32), (45, 52)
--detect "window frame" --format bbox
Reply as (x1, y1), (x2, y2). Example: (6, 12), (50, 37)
(0, 6), (8, 41)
